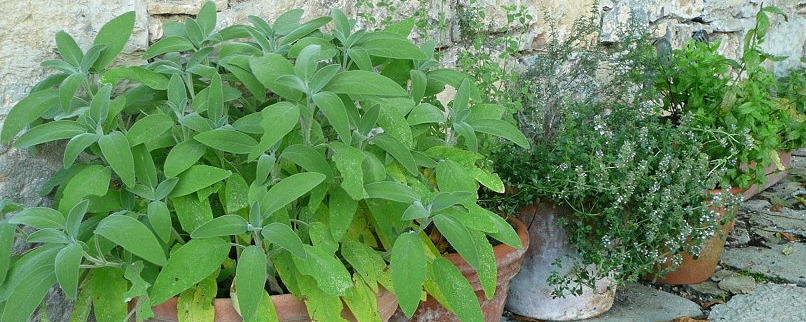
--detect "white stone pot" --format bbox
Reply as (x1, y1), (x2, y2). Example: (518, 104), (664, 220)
(505, 202), (616, 321)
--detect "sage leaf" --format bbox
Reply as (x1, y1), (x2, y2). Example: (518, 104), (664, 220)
(171, 194), (214, 234)
(364, 181), (417, 203)
(191, 215), (248, 238)
(90, 267), (128, 322)
(260, 172), (326, 217)
(144, 37), (195, 59)
(150, 238), (230, 304)
(54, 243), (84, 299)
(279, 144), (333, 179)
(433, 214), (480, 269)
(250, 102), (299, 160)
(432, 257), (483, 322)
(372, 133), (418, 175)
(164, 139), (207, 178)
(312, 92), (351, 143)
(95, 215), (167, 266)
(8, 207), (65, 229)
(329, 142), (366, 200)
(93, 11), (135, 70)
(236, 246), (267, 321)
(147, 201), (172, 243)
(391, 232), (426, 317)
(63, 133), (100, 169)
(262, 223), (305, 259)
(101, 66), (170, 90)
(65, 199), (89, 238)
(126, 114), (174, 146)
(171, 165), (232, 197)
(1, 263), (56, 322)
(0, 89), (59, 144)
(323, 70), (408, 96)
(26, 228), (70, 244)
(55, 31), (83, 67)
(292, 245), (352, 297)
(467, 118), (530, 149)
(194, 128), (258, 154)
(99, 131), (136, 188)
(59, 73), (84, 111)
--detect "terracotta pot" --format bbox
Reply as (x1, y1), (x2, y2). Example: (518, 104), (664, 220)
(506, 202), (616, 321)
(650, 188), (740, 285)
(739, 150), (791, 200)
(391, 217), (529, 322)
(141, 287), (398, 322)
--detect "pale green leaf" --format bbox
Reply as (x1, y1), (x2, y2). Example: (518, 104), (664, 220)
(191, 215), (248, 238)
(391, 232), (426, 317)
(323, 71), (407, 96)
(236, 246), (267, 321)
(126, 114), (175, 146)
(150, 238), (230, 304)
(194, 128), (258, 154)
(99, 131), (136, 188)
(54, 243), (83, 299)
(260, 172), (326, 216)
(95, 215), (167, 266)
(93, 11), (135, 69)
(171, 165), (232, 197)
(432, 258), (483, 322)
(164, 139), (207, 178)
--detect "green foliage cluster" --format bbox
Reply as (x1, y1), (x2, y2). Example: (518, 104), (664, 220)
(0, 3), (530, 321)
(485, 10), (740, 296)
(656, 6), (805, 188)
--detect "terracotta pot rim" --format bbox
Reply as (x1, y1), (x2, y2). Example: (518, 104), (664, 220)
(441, 217), (530, 274)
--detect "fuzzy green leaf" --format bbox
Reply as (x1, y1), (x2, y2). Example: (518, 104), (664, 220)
(391, 232), (426, 317)
(171, 165), (232, 197)
(95, 215), (167, 266)
(93, 11), (135, 69)
(99, 131), (136, 188)
(54, 243), (84, 299)
(260, 172), (326, 217)
(236, 246), (268, 321)
(1, 89), (59, 144)
(150, 238), (231, 304)
(126, 114), (175, 146)
(323, 71), (408, 96)
(164, 139), (207, 178)
(191, 215), (248, 238)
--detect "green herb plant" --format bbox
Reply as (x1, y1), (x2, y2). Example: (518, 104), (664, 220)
(487, 11), (733, 296)
(0, 2), (529, 321)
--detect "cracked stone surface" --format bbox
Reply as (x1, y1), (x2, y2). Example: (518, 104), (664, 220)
(575, 284), (702, 322)
(709, 284), (806, 322)
(721, 243), (806, 287)
(717, 274), (757, 294)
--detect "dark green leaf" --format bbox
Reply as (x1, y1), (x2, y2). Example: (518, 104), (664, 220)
(63, 133), (100, 168)
(126, 114), (174, 146)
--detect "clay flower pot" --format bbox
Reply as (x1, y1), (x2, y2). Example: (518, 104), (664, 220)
(391, 217), (529, 322)
(651, 188), (740, 285)
(506, 202), (616, 321)
(739, 150), (791, 200)
(141, 287), (398, 322)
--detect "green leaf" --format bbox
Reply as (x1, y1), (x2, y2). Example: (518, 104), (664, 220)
(93, 11), (135, 69)
(372, 133), (418, 175)
(101, 66), (170, 90)
(172, 194), (214, 234)
(347, 47), (373, 71)
(485, 213), (521, 249)
(150, 238), (231, 304)
(191, 215), (248, 238)
(260, 172), (326, 217)
(65, 199), (89, 238)
(58, 165), (111, 214)
(254, 291), (279, 322)
(433, 214), (480, 268)
(470, 229), (496, 299)
(312, 92), (351, 143)
(279, 144), (334, 179)
(63, 133), (100, 168)
(54, 243), (83, 299)
(432, 257), (483, 322)
(196, 1), (218, 35)
(194, 128), (258, 154)
(262, 222), (306, 259)
(330, 142), (366, 200)
(249, 54), (302, 101)
(360, 33), (428, 60)
(323, 71), (408, 96)
(99, 131), (136, 188)
(59, 73), (85, 111)
(95, 215), (167, 266)
(164, 139), (207, 178)
(431, 191), (474, 212)
(70, 279), (93, 322)
(453, 121), (478, 153)
(144, 37), (195, 59)
(468, 118), (530, 149)
(90, 267), (128, 322)
(391, 232), (426, 317)
(341, 238), (387, 292)
(436, 160), (477, 193)
(408, 103), (445, 125)
(225, 174), (250, 213)
(123, 261), (154, 320)
(364, 181), (417, 203)
(328, 186), (358, 241)
(147, 201), (172, 242)
(89, 84), (112, 126)
(292, 245), (352, 297)
(250, 102), (300, 160)
(26, 228), (70, 244)
(8, 207), (65, 229)
(297, 274), (346, 322)
(343, 277), (381, 322)
(1, 89), (59, 144)
(177, 273), (217, 322)
(171, 165), (232, 197)
(452, 78), (471, 112)
(0, 222), (15, 283)
(1, 263), (56, 322)
(236, 246), (268, 321)
(384, 18), (415, 37)
(55, 31), (83, 67)
(280, 16), (332, 46)
(402, 201), (428, 220)
(127, 114), (174, 146)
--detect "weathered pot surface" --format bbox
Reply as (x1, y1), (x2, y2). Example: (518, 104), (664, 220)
(390, 217), (530, 322)
(506, 202), (616, 321)
(651, 188), (739, 285)
(141, 286), (398, 322)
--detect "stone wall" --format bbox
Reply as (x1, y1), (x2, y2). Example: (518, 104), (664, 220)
(1, 0), (805, 205)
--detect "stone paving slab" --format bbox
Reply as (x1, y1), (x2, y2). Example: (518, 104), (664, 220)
(721, 243), (806, 286)
(709, 283), (806, 321)
(574, 283), (701, 322)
